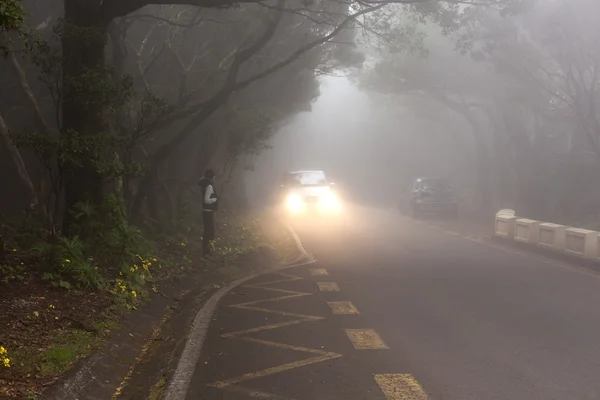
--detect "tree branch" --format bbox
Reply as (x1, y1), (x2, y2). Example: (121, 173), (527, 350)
(4, 35), (52, 133)
(96, 0), (506, 25)
(124, 13), (239, 27)
(233, 3), (384, 92)
(0, 114), (38, 212)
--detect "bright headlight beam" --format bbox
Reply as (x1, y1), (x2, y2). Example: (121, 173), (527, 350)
(320, 191), (341, 212)
(286, 193), (304, 213)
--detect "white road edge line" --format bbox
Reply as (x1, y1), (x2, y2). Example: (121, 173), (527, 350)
(163, 218), (313, 400)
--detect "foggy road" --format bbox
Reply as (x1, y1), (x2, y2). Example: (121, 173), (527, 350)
(187, 206), (600, 400)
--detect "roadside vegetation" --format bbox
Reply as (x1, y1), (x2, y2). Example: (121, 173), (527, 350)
(1, 0), (531, 397)
(0, 202), (261, 397)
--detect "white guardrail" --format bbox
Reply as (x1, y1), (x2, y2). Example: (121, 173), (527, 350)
(494, 210), (600, 260)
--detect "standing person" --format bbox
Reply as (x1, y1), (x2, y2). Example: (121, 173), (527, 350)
(198, 169), (218, 256)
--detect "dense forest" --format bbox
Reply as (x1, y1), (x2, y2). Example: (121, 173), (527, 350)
(6, 0), (600, 397)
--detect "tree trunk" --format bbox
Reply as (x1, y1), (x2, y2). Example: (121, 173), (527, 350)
(61, 0), (109, 233)
(435, 96), (493, 215)
(0, 115), (38, 214)
(462, 112), (492, 215)
(174, 131), (214, 220)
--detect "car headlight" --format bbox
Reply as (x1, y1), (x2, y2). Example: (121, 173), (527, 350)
(285, 193), (304, 213)
(320, 191), (341, 212)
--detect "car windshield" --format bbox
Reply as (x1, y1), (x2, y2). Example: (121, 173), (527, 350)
(421, 179), (451, 191)
(289, 171), (327, 186)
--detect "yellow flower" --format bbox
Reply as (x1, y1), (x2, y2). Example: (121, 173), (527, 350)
(131, 290), (137, 298)
(129, 267), (135, 273)
(2, 358), (9, 368)
(49, 304), (55, 309)
(65, 259), (70, 263)
(0, 347), (7, 355)
(152, 258), (157, 262)
(119, 272), (123, 276)
(33, 311), (39, 317)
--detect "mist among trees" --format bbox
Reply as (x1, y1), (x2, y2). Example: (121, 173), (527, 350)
(4, 0), (600, 396)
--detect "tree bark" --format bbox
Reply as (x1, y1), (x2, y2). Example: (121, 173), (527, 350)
(61, 0), (111, 233)
(434, 95), (493, 214)
(0, 115), (38, 214)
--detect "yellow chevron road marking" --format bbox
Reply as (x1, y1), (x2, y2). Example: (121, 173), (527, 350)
(210, 353), (341, 389)
(208, 271), (342, 399)
(213, 384), (291, 399)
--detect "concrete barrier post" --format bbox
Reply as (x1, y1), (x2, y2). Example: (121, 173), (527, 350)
(565, 228), (599, 259)
(514, 219), (540, 244)
(495, 212), (518, 239)
(538, 223), (567, 251)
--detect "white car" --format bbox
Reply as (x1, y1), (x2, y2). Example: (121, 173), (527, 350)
(279, 170), (341, 216)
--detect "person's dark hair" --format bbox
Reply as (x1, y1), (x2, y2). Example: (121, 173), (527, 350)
(204, 169), (215, 179)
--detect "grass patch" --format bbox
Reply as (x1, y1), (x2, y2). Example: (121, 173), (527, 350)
(39, 330), (99, 374)
(148, 375), (167, 400)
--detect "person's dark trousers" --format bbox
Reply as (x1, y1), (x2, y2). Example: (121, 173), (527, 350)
(202, 210), (215, 255)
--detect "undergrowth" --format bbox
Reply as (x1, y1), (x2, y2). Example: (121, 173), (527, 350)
(0, 196), (261, 398)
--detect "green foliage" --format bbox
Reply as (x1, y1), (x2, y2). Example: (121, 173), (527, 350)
(0, 0), (24, 31)
(0, 0), (25, 56)
(63, 68), (133, 119)
(71, 195), (150, 267)
(0, 263), (26, 284)
(18, 195), (153, 292)
(35, 235), (104, 290)
(12, 129), (147, 182)
(39, 329), (97, 374)
(68, 195), (154, 304)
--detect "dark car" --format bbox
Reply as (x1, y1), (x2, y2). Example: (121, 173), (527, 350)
(400, 177), (458, 218)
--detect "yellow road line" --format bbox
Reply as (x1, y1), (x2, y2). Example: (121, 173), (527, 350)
(237, 337), (334, 354)
(328, 301), (359, 314)
(249, 273), (304, 286)
(344, 329), (389, 349)
(210, 353), (341, 389)
(231, 292), (311, 308)
(243, 285), (307, 294)
(221, 317), (321, 338)
(217, 384), (292, 399)
(309, 268), (329, 276)
(317, 282), (340, 292)
(374, 374), (429, 400)
(208, 271), (342, 398)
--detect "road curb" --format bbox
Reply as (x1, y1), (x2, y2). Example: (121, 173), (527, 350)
(163, 219), (313, 400)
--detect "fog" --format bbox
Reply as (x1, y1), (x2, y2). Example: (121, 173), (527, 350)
(6, 0), (600, 396)
(3, 0), (600, 238)
(244, 76), (475, 209)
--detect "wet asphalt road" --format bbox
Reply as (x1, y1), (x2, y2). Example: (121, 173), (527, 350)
(186, 206), (600, 399)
